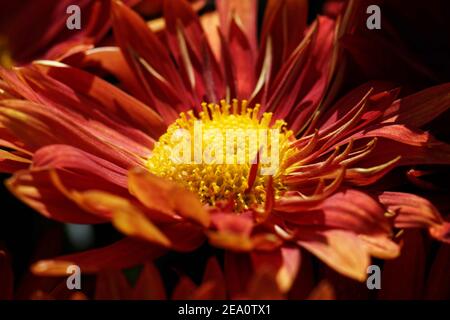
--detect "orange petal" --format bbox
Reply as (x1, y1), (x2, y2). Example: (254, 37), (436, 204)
(128, 168), (210, 227)
(112, 202), (171, 248)
(7, 169), (109, 224)
(297, 229), (370, 282)
(207, 231), (254, 252)
(359, 234), (400, 259)
(307, 280), (335, 300)
(31, 237), (164, 276)
(245, 268), (284, 300)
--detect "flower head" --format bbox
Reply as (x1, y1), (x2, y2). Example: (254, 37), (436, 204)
(0, 0), (449, 298)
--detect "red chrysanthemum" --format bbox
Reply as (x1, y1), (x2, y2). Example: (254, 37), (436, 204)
(0, 0), (449, 298)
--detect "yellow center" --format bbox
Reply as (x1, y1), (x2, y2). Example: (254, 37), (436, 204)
(147, 100), (295, 211)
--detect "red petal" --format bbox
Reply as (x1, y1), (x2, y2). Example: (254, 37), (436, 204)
(0, 99), (144, 168)
(34, 145), (128, 188)
(260, 0), (308, 78)
(7, 169), (110, 224)
(217, 0), (258, 53)
(0, 149), (31, 173)
(382, 83), (450, 127)
(111, 0), (190, 123)
(378, 230), (426, 299)
(31, 237), (164, 276)
(244, 269), (284, 299)
(358, 137), (450, 167)
(33, 61), (166, 139)
(207, 213), (253, 250)
(95, 270), (132, 300)
(224, 252), (252, 298)
(227, 18), (256, 99)
(318, 81), (398, 129)
(132, 263), (166, 299)
(172, 277), (197, 300)
(164, 0), (225, 103)
(61, 46), (149, 104)
(192, 257), (226, 299)
(251, 246), (301, 293)
(378, 192), (450, 243)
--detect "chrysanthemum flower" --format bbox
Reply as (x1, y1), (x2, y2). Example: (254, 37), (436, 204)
(0, 0), (449, 297)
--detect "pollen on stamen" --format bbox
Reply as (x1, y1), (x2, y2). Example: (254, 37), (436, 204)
(146, 99), (296, 211)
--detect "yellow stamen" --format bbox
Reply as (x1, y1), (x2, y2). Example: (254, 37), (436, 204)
(147, 100), (295, 211)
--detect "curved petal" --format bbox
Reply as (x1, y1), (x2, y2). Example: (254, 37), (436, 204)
(164, 0), (225, 103)
(33, 144), (128, 188)
(32, 61), (166, 139)
(31, 237), (164, 276)
(111, 202), (172, 248)
(0, 99), (145, 168)
(297, 229), (370, 282)
(111, 0), (190, 123)
(131, 263), (166, 300)
(128, 168), (210, 227)
(277, 189), (392, 237)
(382, 83), (450, 127)
(260, 0), (308, 78)
(190, 257), (226, 299)
(6, 144), (136, 224)
(378, 192), (450, 243)
(6, 169), (110, 224)
(95, 269), (132, 300)
(306, 280), (335, 300)
(217, 0), (257, 53)
(251, 246), (301, 293)
(61, 46), (149, 103)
